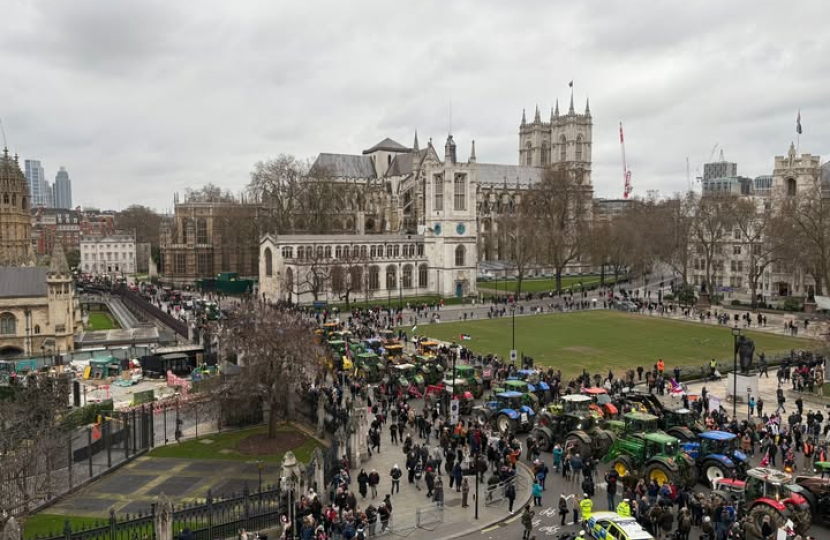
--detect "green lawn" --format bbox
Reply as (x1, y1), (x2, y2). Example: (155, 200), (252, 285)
(412, 311), (811, 376)
(478, 275), (620, 295)
(23, 515), (101, 539)
(85, 311), (120, 331)
(148, 425), (319, 463)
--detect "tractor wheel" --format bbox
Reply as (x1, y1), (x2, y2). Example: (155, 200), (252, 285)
(785, 502), (812, 535)
(535, 429), (553, 452)
(593, 429), (615, 457)
(474, 410), (489, 427)
(610, 456), (635, 478)
(667, 426), (692, 442)
(704, 461), (730, 487)
(496, 414), (515, 434)
(565, 435), (591, 460)
(747, 504), (786, 538)
(645, 462), (675, 486)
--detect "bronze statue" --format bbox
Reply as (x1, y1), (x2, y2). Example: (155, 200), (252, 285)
(737, 335), (756, 374)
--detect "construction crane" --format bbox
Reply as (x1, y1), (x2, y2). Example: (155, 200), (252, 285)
(708, 142), (720, 162)
(620, 122), (633, 199)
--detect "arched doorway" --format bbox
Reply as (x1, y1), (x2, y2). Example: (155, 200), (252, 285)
(0, 345), (24, 358)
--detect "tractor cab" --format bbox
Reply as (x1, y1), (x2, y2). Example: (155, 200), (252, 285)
(392, 363), (423, 390)
(513, 369), (551, 398)
(623, 411), (661, 434)
(419, 340), (440, 356)
(496, 379), (539, 409)
(561, 394), (595, 415)
(494, 391), (530, 413)
(454, 364), (484, 398)
(440, 377), (475, 414)
(384, 344), (405, 363)
(355, 352), (383, 383)
(379, 329), (398, 344)
(415, 355), (444, 385)
(582, 387), (618, 418)
(644, 434), (680, 460)
(683, 431), (748, 480)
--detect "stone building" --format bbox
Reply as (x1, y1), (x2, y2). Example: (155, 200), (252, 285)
(159, 195), (260, 285)
(80, 233), (137, 276)
(0, 246), (79, 357)
(0, 147), (34, 265)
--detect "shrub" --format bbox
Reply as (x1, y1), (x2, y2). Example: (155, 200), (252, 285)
(783, 297), (802, 312)
(663, 293), (675, 301)
(731, 299), (742, 306)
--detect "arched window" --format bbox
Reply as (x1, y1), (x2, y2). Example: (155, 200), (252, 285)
(369, 266), (380, 290)
(393, 245), (400, 258)
(11, 194), (16, 206)
(787, 178), (797, 197)
(386, 244), (393, 257)
(370, 245), (376, 258)
(264, 247), (273, 276)
(335, 246), (342, 259)
(541, 141), (549, 166)
(575, 135), (583, 162)
(34, 324), (41, 334)
(454, 174), (466, 211)
(196, 218), (208, 244)
(22, 197), (27, 210)
(360, 245), (367, 259)
(417, 244), (424, 257)
(455, 245), (466, 267)
(434, 174), (444, 211)
(419, 264), (428, 288)
(559, 135), (567, 161)
(331, 266), (344, 292)
(402, 264), (413, 289)
(2, 194), (7, 205)
(525, 142), (532, 166)
(0, 313), (16, 335)
(316, 246), (324, 259)
(284, 267), (294, 294)
(350, 267), (363, 292)
(352, 245), (360, 258)
(324, 246), (332, 259)
(386, 265), (397, 289)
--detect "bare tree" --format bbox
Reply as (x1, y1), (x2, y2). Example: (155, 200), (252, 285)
(217, 306), (324, 438)
(497, 205), (537, 296)
(115, 205), (163, 248)
(248, 155), (309, 234)
(691, 193), (737, 292)
(775, 183), (830, 295)
(650, 193), (696, 285)
(329, 246), (367, 307)
(532, 167), (591, 292)
(732, 198), (780, 309)
(283, 246), (332, 302)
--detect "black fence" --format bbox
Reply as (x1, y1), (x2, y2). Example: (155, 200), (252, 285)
(30, 485), (286, 540)
(4, 408), (154, 518)
(114, 287), (188, 339)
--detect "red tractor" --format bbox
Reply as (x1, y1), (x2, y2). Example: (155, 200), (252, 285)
(712, 467), (812, 536)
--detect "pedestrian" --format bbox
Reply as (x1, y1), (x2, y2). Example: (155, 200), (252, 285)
(521, 505), (534, 540)
(677, 507), (692, 540)
(558, 494), (568, 526)
(532, 479), (543, 506)
(461, 477), (470, 508)
(579, 493), (593, 528)
(571, 493), (581, 525)
(433, 477), (444, 508)
(757, 397), (764, 418)
(390, 464), (402, 494)
(452, 461), (463, 491)
(369, 469), (380, 499)
(358, 469), (369, 499)
(605, 470), (618, 510)
(506, 480), (517, 513)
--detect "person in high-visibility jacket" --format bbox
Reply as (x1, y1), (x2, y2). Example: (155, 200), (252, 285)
(579, 494), (593, 524)
(616, 498), (631, 517)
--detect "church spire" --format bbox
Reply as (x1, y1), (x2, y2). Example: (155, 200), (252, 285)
(469, 140), (476, 163)
(521, 108), (526, 126)
(554, 99), (559, 117)
(413, 130), (420, 152)
(568, 93), (575, 114)
(49, 242), (70, 275)
(534, 104), (541, 123)
(585, 98), (591, 116)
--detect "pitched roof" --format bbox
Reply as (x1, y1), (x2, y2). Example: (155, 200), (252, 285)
(0, 267), (48, 298)
(476, 163), (543, 187)
(386, 149), (427, 177)
(362, 138), (410, 155)
(310, 153), (377, 179)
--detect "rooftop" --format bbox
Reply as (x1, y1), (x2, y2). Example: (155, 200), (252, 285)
(0, 267), (48, 298)
(362, 138), (410, 155)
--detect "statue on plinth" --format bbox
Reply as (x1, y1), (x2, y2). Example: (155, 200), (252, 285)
(737, 335), (756, 374)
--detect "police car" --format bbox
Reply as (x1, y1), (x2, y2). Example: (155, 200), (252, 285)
(586, 512), (653, 540)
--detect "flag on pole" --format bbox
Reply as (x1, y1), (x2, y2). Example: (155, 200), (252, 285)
(619, 123), (624, 143)
(759, 450), (770, 467)
(460, 334), (472, 341)
(568, 80), (573, 88)
(797, 109), (802, 134)
(411, 326), (417, 333)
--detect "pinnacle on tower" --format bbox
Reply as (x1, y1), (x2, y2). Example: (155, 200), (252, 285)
(413, 130), (420, 152)
(550, 106), (555, 122)
(568, 93), (575, 114)
(554, 100), (559, 117)
(585, 98), (591, 115)
(534, 105), (541, 123)
(469, 140), (476, 163)
(521, 109), (526, 126)
(49, 242), (70, 275)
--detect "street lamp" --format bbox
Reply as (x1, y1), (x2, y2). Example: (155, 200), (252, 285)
(511, 306), (516, 351)
(257, 458), (264, 498)
(474, 447), (480, 520)
(732, 327), (741, 420)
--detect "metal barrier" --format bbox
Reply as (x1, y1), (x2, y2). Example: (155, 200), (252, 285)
(484, 474), (528, 507)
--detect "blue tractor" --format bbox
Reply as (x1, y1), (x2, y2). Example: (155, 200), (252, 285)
(682, 430), (749, 486)
(510, 369), (551, 403)
(473, 391), (536, 433)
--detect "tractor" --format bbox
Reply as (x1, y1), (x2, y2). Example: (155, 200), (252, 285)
(425, 377), (475, 415)
(454, 364), (484, 398)
(582, 387), (619, 418)
(623, 392), (703, 441)
(414, 356), (444, 385)
(473, 391), (536, 433)
(603, 412), (696, 487)
(493, 379), (539, 410)
(681, 430), (749, 486)
(532, 394), (616, 459)
(793, 466), (830, 526)
(354, 352), (385, 383)
(418, 340), (440, 357)
(387, 363), (425, 397)
(383, 344), (405, 365)
(712, 468), (812, 536)
(511, 369), (551, 403)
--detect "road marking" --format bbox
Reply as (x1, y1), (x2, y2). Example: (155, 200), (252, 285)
(505, 515), (520, 524)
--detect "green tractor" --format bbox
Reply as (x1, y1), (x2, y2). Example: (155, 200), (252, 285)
(603, 412), (696, 487)
(454, 364), (484, 398)
(532, 394), (616, 459)
(388, 363), (425, 395)
(414, 356), (445, 385)
(354, 352), (385, 383)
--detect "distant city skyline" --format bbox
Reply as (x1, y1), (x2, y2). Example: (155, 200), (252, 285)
(1, 1), (827, 210)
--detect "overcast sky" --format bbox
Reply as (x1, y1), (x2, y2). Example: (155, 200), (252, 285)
(2, 0), (828, 211)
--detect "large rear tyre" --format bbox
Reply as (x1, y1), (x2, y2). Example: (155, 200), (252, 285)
(564, 435), (591, 460)
(704, 461), (730, 487)
(785, 504), (812, 535)
(474, 410), (489, 427)
(534, 429), (553, 452)
(644, 462), (675, 486)
(496, 414), (515, 434)
(610, 456), (635, 479)
(593, 430), (615, 457)
(747, 504), (786, 539)
(667, 426), (693, 442)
